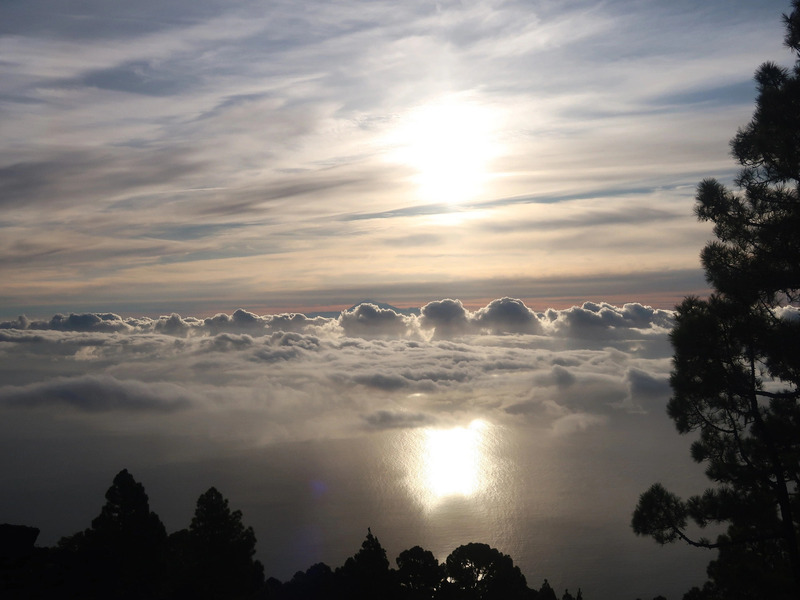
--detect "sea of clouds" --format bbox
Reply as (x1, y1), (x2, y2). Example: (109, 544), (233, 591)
(3, 297), (741, 599)
(0, 298), (677, 442)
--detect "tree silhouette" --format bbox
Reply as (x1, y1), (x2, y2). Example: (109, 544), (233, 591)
(278, 562), (337, 599)
(442, 542), (529, 600)
(58, 468), (167, 599)
(4, 470), (584, 600)
(169, 486), (264, 600)
(337, 528), (396, 600)
(538, 578), (558, 600)
(632, 3), (800, 599)
(396, 545), (444, 599)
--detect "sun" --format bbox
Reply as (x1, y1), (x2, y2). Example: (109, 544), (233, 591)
(387, 95), (501, 204)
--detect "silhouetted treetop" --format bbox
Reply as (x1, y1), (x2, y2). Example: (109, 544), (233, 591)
(444, 542), (529, 600)
(56, 469), (167, 599)
(538, 578), (558, 600)
(178, 486), (264, 600)
(633, 3), (800, 599)
(90, 468), (166, 543)
(337, 528), (395, 599)
(4, 472), (584, 599)
(396, 545), (443, 599)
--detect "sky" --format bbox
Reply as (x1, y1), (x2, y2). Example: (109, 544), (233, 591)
(0, 0), (793, 318)
(1, 2), (797, 599)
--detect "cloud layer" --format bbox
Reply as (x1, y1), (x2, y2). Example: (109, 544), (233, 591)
(5, 297), (789, 598)
(0, 299), (676, 435)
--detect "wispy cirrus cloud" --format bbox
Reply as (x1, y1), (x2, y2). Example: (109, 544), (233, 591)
(0, 1), (790, 314)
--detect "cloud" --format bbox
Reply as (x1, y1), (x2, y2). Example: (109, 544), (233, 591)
(0, 149), (207, 210)
(419, 299), (472, 338)
(776, 305), (800, 321)
(339, 303), (414, 338)
(204, 309), (266, 334)
(0, 296), (700, 600)
(534, 365), (577, 388)
(353, 372), (411, 391)
(473, 297), (542, 335)
(264, 314), (330, 334)
(154, 313), (200, 336)
(44, 312), (134, 333)
(622, 367), (671, 412)
(0, 374), (195, 412)
(199, 333), (255, 352)
(1, 299), (675, 347)
(1, 309), (334, 341)
(0, 0), (784, 317)
(545, 302), (675, 341)
(362, 410), (432, 430)
(551, 412), (608, 436)
(0, 300), (678, 430)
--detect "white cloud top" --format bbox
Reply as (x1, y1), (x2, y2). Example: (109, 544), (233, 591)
(0, 299), (675, 432)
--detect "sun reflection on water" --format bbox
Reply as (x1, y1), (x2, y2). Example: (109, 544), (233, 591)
(402, 419), (497, 510)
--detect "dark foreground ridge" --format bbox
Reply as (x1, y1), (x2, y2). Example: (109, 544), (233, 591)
(1, 468), (586, 600)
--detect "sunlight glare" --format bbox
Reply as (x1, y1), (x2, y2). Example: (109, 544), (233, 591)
(399, 419), (495, 510)
(424, 421), (483, 497)
(387, 96), (501, 204)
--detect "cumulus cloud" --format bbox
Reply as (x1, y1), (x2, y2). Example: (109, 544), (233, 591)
(339, 303), (414, 338)
(204, 309), (265, 334)
(23, 312), (134, 333)
(473, 297), (543, 335)
(419, 299), (472, 338)
(353, 373), (411, 391)
(533, 364), (577, 388)
(0, 309), (330, 339)
(0, 299), (678, 437)
(545, 301), (674, 338)
(621, 367), (671, 412)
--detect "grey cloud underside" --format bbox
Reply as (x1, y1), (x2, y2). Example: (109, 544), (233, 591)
(362, 410), (433, 430)
(0, 0), (232, 40)
(0, 149), (209, 210)
(341, 186), (672, 222)
(0, 374), (195, 412)
(79, 61), (201, 97)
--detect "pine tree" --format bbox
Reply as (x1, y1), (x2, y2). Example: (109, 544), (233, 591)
(632, 3), (800, 599)
(167, 487), (263, 600)
(337, 528), (396, 600)
(57, 469), (167, 599)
